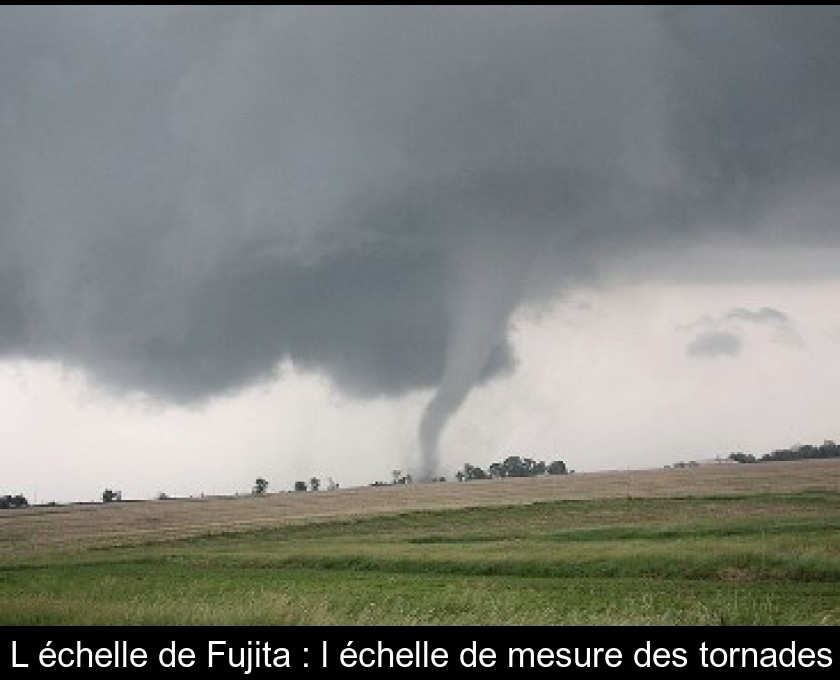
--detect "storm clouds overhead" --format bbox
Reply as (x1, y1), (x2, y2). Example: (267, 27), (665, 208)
(1, 7), (839, 482)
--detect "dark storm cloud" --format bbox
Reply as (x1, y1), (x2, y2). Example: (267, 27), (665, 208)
(1, 7), (839, 470)
(664, 8), (840, 213)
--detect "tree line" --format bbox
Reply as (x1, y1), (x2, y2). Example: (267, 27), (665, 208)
(729, 440), (839, 464)
(7, 439), (835, 508)
(456, 455), (569, 481)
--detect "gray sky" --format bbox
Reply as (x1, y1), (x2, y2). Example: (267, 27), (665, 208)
(1, 7), (839, 501)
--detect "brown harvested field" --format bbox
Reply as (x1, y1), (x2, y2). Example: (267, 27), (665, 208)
(1, 459), (837, 558)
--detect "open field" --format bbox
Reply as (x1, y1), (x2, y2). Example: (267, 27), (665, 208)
(1, 459), (838, 625)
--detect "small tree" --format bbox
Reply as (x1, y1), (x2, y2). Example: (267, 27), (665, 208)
(547, 460), (567, 475)
(309, 477), (320, 492)
(463, 463), (489, 480)
(0, 494), (29, 509)
(253, 477), (269, 495)
(102, 488), (120, 503)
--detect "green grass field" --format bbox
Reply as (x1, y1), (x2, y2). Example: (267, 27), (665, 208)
(1, 462), (838, 625)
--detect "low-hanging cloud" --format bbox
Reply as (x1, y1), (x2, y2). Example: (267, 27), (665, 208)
(725, 308), (804, 347)
(1, 7), (839, 475)
(684, 306), (804, 360)
(687, 332), (742, 360)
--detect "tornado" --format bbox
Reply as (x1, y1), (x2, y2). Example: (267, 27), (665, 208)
(418, 232), (542, 479)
